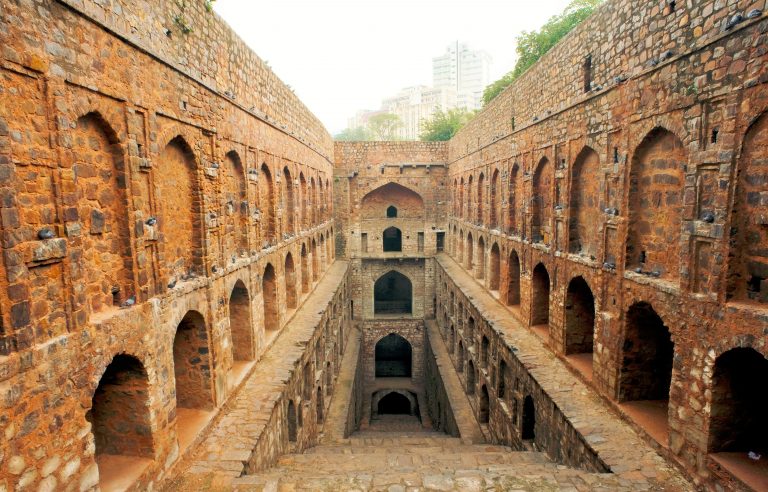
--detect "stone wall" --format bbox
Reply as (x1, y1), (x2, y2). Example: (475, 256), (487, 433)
(423, 331), (461, 437)
(0, 0), (339, 490)
(435, 266), (609, 473)
(445, 0), (768, 489)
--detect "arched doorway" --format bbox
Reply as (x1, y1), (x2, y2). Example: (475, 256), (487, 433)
(507, 250), (521, 305)
(284, 252), (297, 309)
(708, 348), (768, 455)
(531, 264), (550, 327)
(375, 333), (412, 377)
(477, 237), (486, 279)
(287, 400), (297, 442)
(479, 384), (490, 423)
(262, 263), (279, 334)
(383, 226), (402, 252)
(89, 354), (154, 477)
(467, 360), (475, 395)
(522, 395), (535, 440)
(377, 392), (412, 414)
(374, 271), (412, 315)
(386, 205), (398, 218)
(489, 243), (501, 292)
(229, 280), (254, 361)
(300, 243), (310, 293)
(173, 311), (213, 410)
(564, 276), (596, 378)
(619, 302), (674, 444)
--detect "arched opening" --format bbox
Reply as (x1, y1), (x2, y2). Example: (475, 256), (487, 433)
(299, 172), (308, 230)
(300, 243), (310, 293)
(459, 177), (465, 218)
(466, 232), (474, 271)
(158, 136), (202, 279)
(361, 182), (424, 220)
(626, 128), (685, 279)
(310, 176), (317, 226)
(564, 276), (596, 379)
(619, 302), (674, 444)
(476, 172), (484, 223)
(489, 243), (501, 292)
(223, 151), (248, 258)
(507, 250), (521, 305)
(531, 264), (550, 327)
(311, 238), (319, 281)
(259, 163), (276, 244)
(89, 354), (154, 484)
(728, 113), (768, 302)
(532, 158), (552, 244)
(287, 400), (297, 442)
(173, 311), (213, 410)
(284, 252), (297, 309)
(522, 395), (536, 440)
(457, 341), (465, 372)
(375, 333), (412, 377)
(481, 336), (490, 366)
(377, 392), (412, 415)
(458, 230), (465, 263)
(72, 113), (134, 313)
(507, 164), (519, 234)
(467, 175), (474, 219)
(316, 386), (324, 423)
(467, 360), (475, 395)
(449, 325), (455, 353)
(490, 169), (499, 229)
(479, 384), (490, 424)
(568, 147), (600, 256)
(282, 166), (296, 235)
(709, 348), (768, 454)
(229, 280), (254, 361)
(374, 271), (412, 315)
(498, 359), (508, 398)
(383, 226), (402, 252)
(262, 263), (279, 334)
(476, 236), (486, 279)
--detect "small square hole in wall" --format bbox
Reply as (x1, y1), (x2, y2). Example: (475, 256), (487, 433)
(711, 128), (719, 144)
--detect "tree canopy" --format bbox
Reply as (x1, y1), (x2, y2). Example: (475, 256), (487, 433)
(419, 108), (477, 142)
(368, 113), (402, 140)
(334, 126), (372, 141)
(482, 0), (603, 106)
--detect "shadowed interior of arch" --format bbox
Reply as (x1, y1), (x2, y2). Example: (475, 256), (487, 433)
(374, 271), (412, 315)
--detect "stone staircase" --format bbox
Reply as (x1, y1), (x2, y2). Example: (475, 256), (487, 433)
(227, 425), (641, 491)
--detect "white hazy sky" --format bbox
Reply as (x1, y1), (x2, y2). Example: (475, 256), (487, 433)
(214, 0), (573, 134)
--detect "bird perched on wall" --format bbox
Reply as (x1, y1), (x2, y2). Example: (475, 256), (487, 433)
(120, 296), (136, 308)
(38, 228), (55, 240)
(146, 216), (157, 226)
(167, 279), (177, 289)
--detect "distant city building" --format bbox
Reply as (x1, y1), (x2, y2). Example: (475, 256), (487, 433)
(381, 85), (457, 140)
(433, 41), (492, 110)
(347, 109), (386, 131)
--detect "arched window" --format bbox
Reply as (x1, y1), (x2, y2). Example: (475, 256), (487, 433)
(383, 226), (402, 252)
(522, 396), (536, 440)
(375, 333), (412, 377)
(386, 205), (398, 218)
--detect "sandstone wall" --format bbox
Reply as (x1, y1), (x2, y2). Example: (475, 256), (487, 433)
(445, 0), (768, 489)
(0, 0), (340, 489)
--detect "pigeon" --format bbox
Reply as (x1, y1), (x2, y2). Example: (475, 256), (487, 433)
(724, 13), (744, 30)
(660, 50), (674, 61)
(604, 262), (616, 270)
(634, 267), (643, 274)
(145, 216), (157, 226)
(701, 211), (715, 223)
(37, 228), (55, 240)
(748, 451), (762, 461)
(167, 279), (177, 289)
(650, 270), (661, 278)
(120, 296), (136, 308)
(747, 9), (762, 19)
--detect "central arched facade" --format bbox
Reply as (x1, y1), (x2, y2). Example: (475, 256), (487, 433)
(375, 333), (413, 377)
(374, 271), (412, 315)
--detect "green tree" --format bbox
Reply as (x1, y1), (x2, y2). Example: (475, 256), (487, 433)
(334, 126), (372, 141)
(483, 0), (603, 105)
(367, 113), (402, 140)
(419, 108), (477, 141)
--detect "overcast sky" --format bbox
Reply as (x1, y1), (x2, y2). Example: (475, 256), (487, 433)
(214, 0), (573, 134)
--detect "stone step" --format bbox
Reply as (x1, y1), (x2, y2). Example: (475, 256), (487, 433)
(302, 443), (514, 455)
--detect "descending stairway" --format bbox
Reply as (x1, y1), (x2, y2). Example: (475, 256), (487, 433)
(228, 418), (639, 491)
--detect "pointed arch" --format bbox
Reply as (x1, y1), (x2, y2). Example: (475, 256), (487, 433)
(532, 157), (552, 244)
(299, 172), (308, 230)
(489, 242), (501, 292)
(229, 280), (254, 361)
(569, 146), (600, 256)
(374, 270), (412, 315)
(490, 169), (500, 229)
(282, 166), (296, 235)
(173, 310), (214, 410)
(477, 172), (485, 224)
(259, 163), (276, 244)
(262, 263), (279, 334)
(375, 333), (412, 377)
(531, 263), (550, 326)
(508, 163), (519, 234)
(626, 127), (686, 279)
(300, 243), (310, 293)
(284, 252), (297, 309)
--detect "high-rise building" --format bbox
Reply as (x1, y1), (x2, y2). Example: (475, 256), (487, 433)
(433, 41), (492, 110)
(381, 85), (457, 140)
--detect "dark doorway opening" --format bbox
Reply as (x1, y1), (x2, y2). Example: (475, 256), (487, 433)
(375, 333), (412, 377)
(378, 392), (412, 414)
(383, 226), (402, 252)
(374, 271), (412, 315)
(522, 395), (535, 440)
